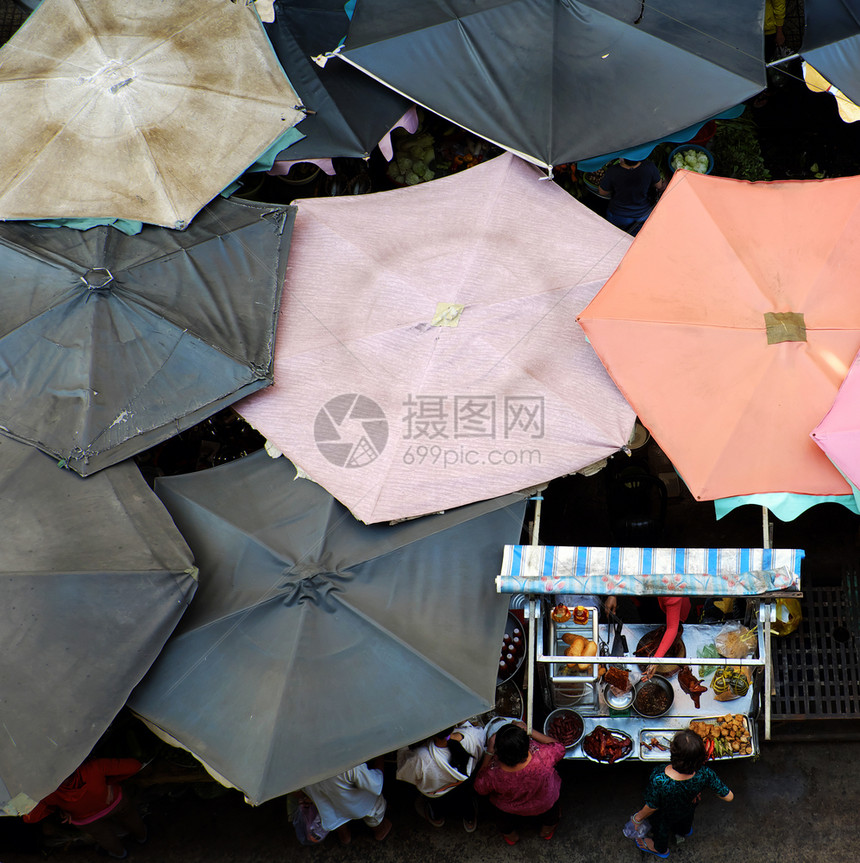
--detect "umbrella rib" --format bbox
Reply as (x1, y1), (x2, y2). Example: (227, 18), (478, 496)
(0, 88), (105, 209)
(119, 4), (229, 68)
(135, 77), (303, 109)
(634, 0), (765, 72)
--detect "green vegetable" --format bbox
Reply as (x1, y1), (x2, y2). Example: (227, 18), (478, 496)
(710, 113), (771, 181)
(697, 643), (719, 678)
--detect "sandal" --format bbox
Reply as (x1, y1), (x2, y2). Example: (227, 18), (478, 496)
(502, 831), (519, 845)
(539, 823), (558, 840)
(635, 838), (669, 858)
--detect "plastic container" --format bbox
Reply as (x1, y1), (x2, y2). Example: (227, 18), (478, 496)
(668, 144), (714, 175)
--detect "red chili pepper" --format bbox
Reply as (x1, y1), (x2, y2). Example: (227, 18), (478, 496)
(705, 738), (715, 759)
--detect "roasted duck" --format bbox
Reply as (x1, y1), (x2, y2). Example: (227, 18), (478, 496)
(678, 664), (707, 708)
(582, 725), (633, 763)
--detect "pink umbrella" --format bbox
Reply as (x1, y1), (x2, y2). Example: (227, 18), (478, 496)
(811, 347), (860, 489)
(237, 153), (635, 523)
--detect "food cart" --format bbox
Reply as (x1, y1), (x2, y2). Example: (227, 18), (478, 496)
(496, 544), (804, 763)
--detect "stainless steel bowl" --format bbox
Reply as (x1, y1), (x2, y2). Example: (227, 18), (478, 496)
(603, 681), (635, 710)
(544, 707), (585, 748)
(631, 675), (675, 718)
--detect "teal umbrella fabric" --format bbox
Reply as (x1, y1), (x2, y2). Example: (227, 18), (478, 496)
(0, 436), (196, 816)
(0, 197), (294, 476)
(129, 451), (527, 804)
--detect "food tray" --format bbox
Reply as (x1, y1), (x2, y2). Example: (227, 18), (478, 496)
(689, 714), (754, 760)
(638, 729), (675, 761)
(581, 727), (634, 764)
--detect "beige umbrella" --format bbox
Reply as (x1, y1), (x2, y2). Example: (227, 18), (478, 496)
(0, 0), (304, 228)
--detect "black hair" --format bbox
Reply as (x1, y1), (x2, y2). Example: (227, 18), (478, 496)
(670, 729), (706, 774)
(447, 737), (472, 776)
(494, 724), (530, 767)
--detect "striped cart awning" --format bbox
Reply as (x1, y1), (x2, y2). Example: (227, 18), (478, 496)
(496, 546), (803, 596)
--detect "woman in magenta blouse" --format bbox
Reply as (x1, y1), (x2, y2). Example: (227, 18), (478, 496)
(473, 720), (565, 845)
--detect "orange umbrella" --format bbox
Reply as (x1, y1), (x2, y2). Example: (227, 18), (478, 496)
(577, 171), (860, 501)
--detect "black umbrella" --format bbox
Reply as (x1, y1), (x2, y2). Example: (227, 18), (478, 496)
(339, 0), (766, 167)
(0, 436), (197, 815)
(129, 451), (527, 804)
(266, 0), (411, 161)
(0, 196), (295, 476)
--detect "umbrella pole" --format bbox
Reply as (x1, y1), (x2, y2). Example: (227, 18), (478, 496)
(762, 504), (773, 741)
(526, 495), (543, 734)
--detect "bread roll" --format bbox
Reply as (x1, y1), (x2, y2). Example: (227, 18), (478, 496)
(564, 635), (587, 657)
(576, 639), (598, 671)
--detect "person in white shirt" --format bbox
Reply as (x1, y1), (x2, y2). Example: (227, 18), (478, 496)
(396, 722), (486, 832)
(302, 760), (391, 845)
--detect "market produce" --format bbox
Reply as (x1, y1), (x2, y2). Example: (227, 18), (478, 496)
(678, 665), (708, 709)
(546, 710), (583, 746)
(689, 715), (752, 757)
(671, 148), (711, 173)
(582, 726), (633, 763)
(387, 131), (436, 185)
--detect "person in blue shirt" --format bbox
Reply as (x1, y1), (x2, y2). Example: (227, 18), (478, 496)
(598, 158), (666, 235)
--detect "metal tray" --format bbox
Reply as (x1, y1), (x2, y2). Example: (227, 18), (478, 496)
(688, 714), (754, 760)
(638, 729), (675, 761)
(581, 727), (634, 764)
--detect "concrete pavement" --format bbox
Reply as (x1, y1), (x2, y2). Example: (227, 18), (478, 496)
(5, 739), (858, 863)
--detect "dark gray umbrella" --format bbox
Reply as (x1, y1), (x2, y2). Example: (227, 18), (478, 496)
(0, 196), (294, 476)
(128, 451), (526, 804)
(0, 436), (197, 815)
(801, 0), (860, 105)
(339, 0), (766, 167)
(265, 0), (411, 161)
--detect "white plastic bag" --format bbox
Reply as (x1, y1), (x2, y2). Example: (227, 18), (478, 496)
(623, 815), (650, 840)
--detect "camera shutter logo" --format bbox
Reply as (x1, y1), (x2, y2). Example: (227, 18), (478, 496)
(314, 394), (389, 467)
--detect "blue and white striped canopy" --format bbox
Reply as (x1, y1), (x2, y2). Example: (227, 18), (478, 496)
(496, 546), (803, 596)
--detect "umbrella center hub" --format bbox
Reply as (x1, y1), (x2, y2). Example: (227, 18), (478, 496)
(279, 563), (347, 606)
(83, 268), (114, 291)
(91, 60), (137, 95)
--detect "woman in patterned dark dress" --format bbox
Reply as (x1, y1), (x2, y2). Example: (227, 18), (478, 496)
(630, 729), (734, 857)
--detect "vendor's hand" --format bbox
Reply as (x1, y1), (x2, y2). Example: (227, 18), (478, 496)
(775, 25), (785, 46)
(642, 664), (656, 681)
(604, 596), (617, 616)
(514, 720), (527, 731)
(486, 734), (496, 754)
